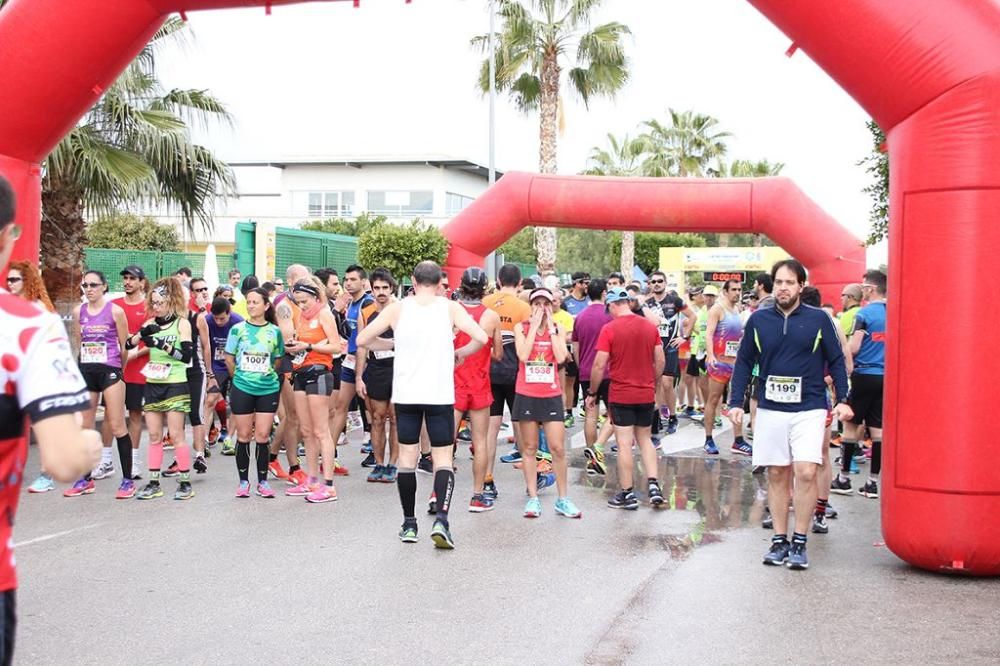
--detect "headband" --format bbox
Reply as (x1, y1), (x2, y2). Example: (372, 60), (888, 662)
(292, 283), (320, 298)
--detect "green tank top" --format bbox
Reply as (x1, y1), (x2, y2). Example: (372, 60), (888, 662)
(145, 317), (189, 384)
(693, 307), (709, 358)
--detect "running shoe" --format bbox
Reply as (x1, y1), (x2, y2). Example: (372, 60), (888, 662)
(536, 459), (553, 474)
(235, 480), (251, 498)
(203, 445), (212, 459)
(217, 429), (228, 446)
(430, 520), (455, 549)
(607, 489), (638, 510)
(287, 468), (308, 487)
(812, 513), (829, 534)
(367, 464), (385, 482)
(27, 474), (54, 493)
(306, 485), (338, 503)
(417, 455), (434, 474)
(135, 482), (163, 500)
(162, 461), (180, 478)
(332, 460), (350, 476)
(360, 439), (373, 454)
(682, 406), (697, 419)
(713, 417), (723, 429)
(115, 479), (136, 500)
(428, 492), (437, 514)
(483, 479), (498, 501)
(825, 504), (839, 519)
(63, 478), (95, 497)
(381, 465), (398, 483)
(162, 434), (174, 451)
(91, 461), (115, 480)
(536, 472), (556, 492)
(829, 432), (842, 447)
(256, 481), (276, 498)
(457, 426), (472, 442)
(704, 439), (720, 455)
(651, 436), (662, 451)
(731, 440), (753, 456)
(337, 432), (348, 446)
(563, 413), (575, 427)
(193, 455), (208, 474)
(786, 543), (809, 570)
(361, 452), (377, 468)
(830, 476), (853, 495)
(221, 437), (236, 456)
(762, 508), (773, 529)
(268, 460), (289, 481)
(762, 539), (790, 565)
(690, 412), (704, 423)
(174, 481), (195, 500)
(858, 480), (879, 499)
(469, 494), (494, 513)
(648, 482), (665, 507)
(208, 426), (219, 444)
(536, 450), (553, 463)
(554, 497), (582, 519)
(285, 481), (312, 497)
(499, 449), (522, 464)
(523, 496), (542, 518)
(584, 447), (607, 475)
(665, 418), (678, 435)
(399, 522), (419, 543)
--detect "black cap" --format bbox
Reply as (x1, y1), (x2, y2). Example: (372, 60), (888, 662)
(461, 266), (487, 290)
(120, 265), (145, 279)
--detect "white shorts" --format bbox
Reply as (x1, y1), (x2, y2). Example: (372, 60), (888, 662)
(752, 408), (827, 467)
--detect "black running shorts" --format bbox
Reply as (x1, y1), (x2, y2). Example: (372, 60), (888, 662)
(847, 372), (884, 429)
(395, 403), (454, 447)
(230, 384), (280, 415)
(609, 402), (655, 428)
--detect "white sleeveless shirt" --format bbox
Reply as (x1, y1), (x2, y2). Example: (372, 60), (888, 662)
(391, 296), (455, 405)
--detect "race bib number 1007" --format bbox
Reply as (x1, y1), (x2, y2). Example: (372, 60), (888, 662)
(240, 352), (271, 374)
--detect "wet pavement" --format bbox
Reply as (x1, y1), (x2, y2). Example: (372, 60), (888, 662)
(13, 415), (1000, 664)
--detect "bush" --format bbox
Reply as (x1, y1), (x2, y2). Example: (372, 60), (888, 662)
(357, 219), (449, 282)
(301, 212), (386, 237)
(87, 213), (180, 251)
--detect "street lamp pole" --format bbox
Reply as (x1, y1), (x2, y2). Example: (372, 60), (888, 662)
(486, 0), (498, 277)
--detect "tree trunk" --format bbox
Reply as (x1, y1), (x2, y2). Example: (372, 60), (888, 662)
(753, 233), (763, 247)
(535, 52), (560, 277)
(40, 179), (87, 309)
(620, 231), (634, 278)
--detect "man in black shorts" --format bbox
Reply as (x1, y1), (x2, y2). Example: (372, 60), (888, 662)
(645, 271), (689, 434)
(356, 268), (398, 481)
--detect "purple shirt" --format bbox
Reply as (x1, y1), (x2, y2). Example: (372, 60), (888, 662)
(572, 303), (613, 380)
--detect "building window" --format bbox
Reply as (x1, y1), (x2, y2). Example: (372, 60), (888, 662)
(446, 192), (474, 216)
(308, 191), (355, 218)
(367, 190), (434, 217)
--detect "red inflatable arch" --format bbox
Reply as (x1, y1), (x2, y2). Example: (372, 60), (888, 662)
(1, 0), (998, 574)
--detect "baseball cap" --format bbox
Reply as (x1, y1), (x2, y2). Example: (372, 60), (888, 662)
(120, 265), (146, 279)
(605, 287), (633, 306)
(528, 287), (554, 303)
(687, 285), (703, 296)
(703, 285), (720, 297)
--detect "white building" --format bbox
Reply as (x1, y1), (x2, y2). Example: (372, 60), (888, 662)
(155, 156), (502, 254)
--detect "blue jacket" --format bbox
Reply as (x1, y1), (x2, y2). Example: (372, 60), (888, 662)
(729, 303), (849, 413)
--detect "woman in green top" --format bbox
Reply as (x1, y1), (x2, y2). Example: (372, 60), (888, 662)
(124, 277), (195, 501)
(224, 287), (284, 499)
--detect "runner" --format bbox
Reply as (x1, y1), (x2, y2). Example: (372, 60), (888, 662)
(272, 264), (310, 485)
(728, 259), (852, 570)
(645, 271), (687, 435)
(63, 271), (135, 498)
(704, 279), (750, 456)
(563, 272), (591, 316)
(838, 284), (863, 336)
(202, 297), (243, 464)
(588, 287), (666, 509)
(113, 265), (150, 480)
(286, 278), (344, 503)
(513, 287), (582, 519)
(357, 261), (488, 548)
(0, 175), (102, 663)
(127, 278), (196, 500)
(356, 268), (400, 483)
(450, 267), (503, 512)
(682, 286), (708, 417)
(224, 287), (284, 499)
(550, 289), (578, 427)
(573, 278), (614, 475)
(606, 272), (625, 289)
(166, 276), (210, 477)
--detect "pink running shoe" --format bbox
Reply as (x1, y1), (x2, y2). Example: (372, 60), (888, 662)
(235, 480), (251, 498)
(63, 478), (95, 497)
(256, 481), (276, 498)
(305, 485), (338, 503)
(285, 481), (312, 497)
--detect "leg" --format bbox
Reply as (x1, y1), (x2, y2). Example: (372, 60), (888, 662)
(519, 421), (539, 496)
(166, 411), (190, 474)
(370, 399), (390, 466)
(331, 381), (356, 458)
(103, 381), (132, 480)
(767, 465), (793, 536)
(543, 420), (567, 496)
(634, 425), (658, 484)
(144, 411), (164, 482)
(293, 391), (319, 480)
(313, 392), (338, 487)
(469, 407), (491, 494)
(792, 462), (819, 536)
(253, 411), (275, 483)
(613, 425), (636, 490)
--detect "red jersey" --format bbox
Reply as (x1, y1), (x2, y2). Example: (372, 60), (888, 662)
(454, 303), (491, 392)
(515, 321), (562, 398)
(595, 313), (661, 405)
(113, 296), (148, 384)
(0, 292), (89, 591)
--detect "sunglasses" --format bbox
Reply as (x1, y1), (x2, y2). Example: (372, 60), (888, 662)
(6, 276), (22, 284)
(80, 282), (103, 289)
(193, 287), (209, 293)
(274, 282), (284, 287)
(649, 279), (664, 284)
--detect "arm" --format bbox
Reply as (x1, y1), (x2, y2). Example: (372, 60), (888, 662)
(514, 322), (536, 362)
(588, 351), (609, 394)
(728, 316), (760, 410)
(71, 305), (81, 354)
(275, 299), (296, 343)
(152, 317), (193, 363)
(486, 310), (504, 361)
(355, 344), (369, 399)
(196, 315), (213, 379)
(836, 324), (854, 376)
(33, 416), (103, 483)
(848, 329), (864, 357)
(112, 305), (129, 368)
(653, 344), (665, 379)
(820, 315), (851, 405)
(705, 305), (721, 364)
(551, 324), (569, 364)
(682, 311), (695, 338)
(356, 303), (398, 347)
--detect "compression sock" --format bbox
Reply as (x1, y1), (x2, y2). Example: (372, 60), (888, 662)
(236, 441), (251, 482)
(255, 443), (269, 482)
(871, 440), (882, 478)
(840, 439), (857, 480)
(397, 468), (417, 519)
(116, 434), (133, 480)
(216, 400), (228, 430)
(148, 441), (164, 480)
(433, 468), (455, 525)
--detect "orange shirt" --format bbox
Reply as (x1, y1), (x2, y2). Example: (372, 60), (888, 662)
(292, 311), (331, 369)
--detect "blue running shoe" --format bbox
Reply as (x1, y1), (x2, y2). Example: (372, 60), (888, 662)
(555, 497), (582, 518)
(849, 458), (860, 474)
(499, 449), (522, 464)
(762, 539), (790, 565)
(786, 542), (809, 569)
(665, 418), (678, 435)
(731, 440), (753, 456)
(704, 439), (720, 455)
(361, 439), (373, 455)
(537, 472), (556, 491)
(523, 496), (541, 518)
(382, 465), (398, 483)
(367, 464), (385, 482)
(483, 479), (498, 500)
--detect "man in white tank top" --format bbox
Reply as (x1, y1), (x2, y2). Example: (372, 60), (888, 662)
(357, 261), (488, 550)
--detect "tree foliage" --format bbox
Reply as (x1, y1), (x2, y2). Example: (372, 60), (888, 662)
(87, 213), (181, 252)
(357, 220), (449, 283)
(300, 212), (386, 237)
(498, 227), (537, 264)
(859, 120), (888, 245)
(609, 232), (707, 275)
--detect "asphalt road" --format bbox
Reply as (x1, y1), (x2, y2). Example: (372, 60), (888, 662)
(13, 416), (1000, 664)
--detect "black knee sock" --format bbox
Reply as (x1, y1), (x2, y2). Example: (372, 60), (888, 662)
(359, 405), (370, 433)
(434, 468), (455, 525)
(236, 441), (250, 482)
(255, 443), (269, 482)
(871, 440), (882, 477)
(116, 434), (133, 480)
(397, 469), (417, 519)
(840, 439), (856, 476)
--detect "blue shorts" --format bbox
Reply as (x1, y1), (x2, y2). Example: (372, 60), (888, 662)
(340, 364), (356, 385)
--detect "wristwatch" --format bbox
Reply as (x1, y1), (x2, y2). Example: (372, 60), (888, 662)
(307, 343), (313, 352)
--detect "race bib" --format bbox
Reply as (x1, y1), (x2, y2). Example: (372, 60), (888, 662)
(214, 347), (226, 361)
(373, 350), (394, 360)
(658, 323), (670, 338)
(765, 375), (802, 403)
(292, 349), (307, 365)
(142, 362), (171, 380)
(343, 354), (356, 370)
(240, 351), (271, 374)
(724, 340), (741, 357)
(525, 361), (555, 384)
(81, 341), (108, 364)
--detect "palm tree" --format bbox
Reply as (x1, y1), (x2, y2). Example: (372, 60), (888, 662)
(639, 109), (732, 178)
(38, 17), (235, 303)
(474, 0), (631, 276)
(582, 132), (643, 275)
(718, 158), (784, 246)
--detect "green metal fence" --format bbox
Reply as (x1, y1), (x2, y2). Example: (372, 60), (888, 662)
(84, 248), (237, 291)
(274, 227), (358, 279)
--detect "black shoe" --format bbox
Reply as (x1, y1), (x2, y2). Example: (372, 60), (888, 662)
(648, 482), (665, 507)
(607, 489), (639, 510)
(430, 520), (455, 549)
(858, 480), (879, 499)
(193, 455), (208, 474)
(811, 513), (829, 534)
(417, 455), (433, 475)
(161, 461), (180, 478)
(361, 452), (377, 468)
(762, 507), (773, 529)
(830, 476), (853, 495)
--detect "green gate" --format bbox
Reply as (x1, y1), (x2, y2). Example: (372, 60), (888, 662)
(274, 227), (358, 279)
(84, 248), (237, 291)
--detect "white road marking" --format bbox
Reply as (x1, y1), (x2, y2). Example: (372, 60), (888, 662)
(14, 523), (104, 548)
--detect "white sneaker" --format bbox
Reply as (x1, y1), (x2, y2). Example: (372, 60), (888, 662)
(131, 462), (144, 481)
(91, 461), (115, 480)
(338, 432), (348, 446)
(347, 410), (362, 431)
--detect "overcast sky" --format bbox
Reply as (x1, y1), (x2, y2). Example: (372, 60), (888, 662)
(159, 0), (885, 266)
